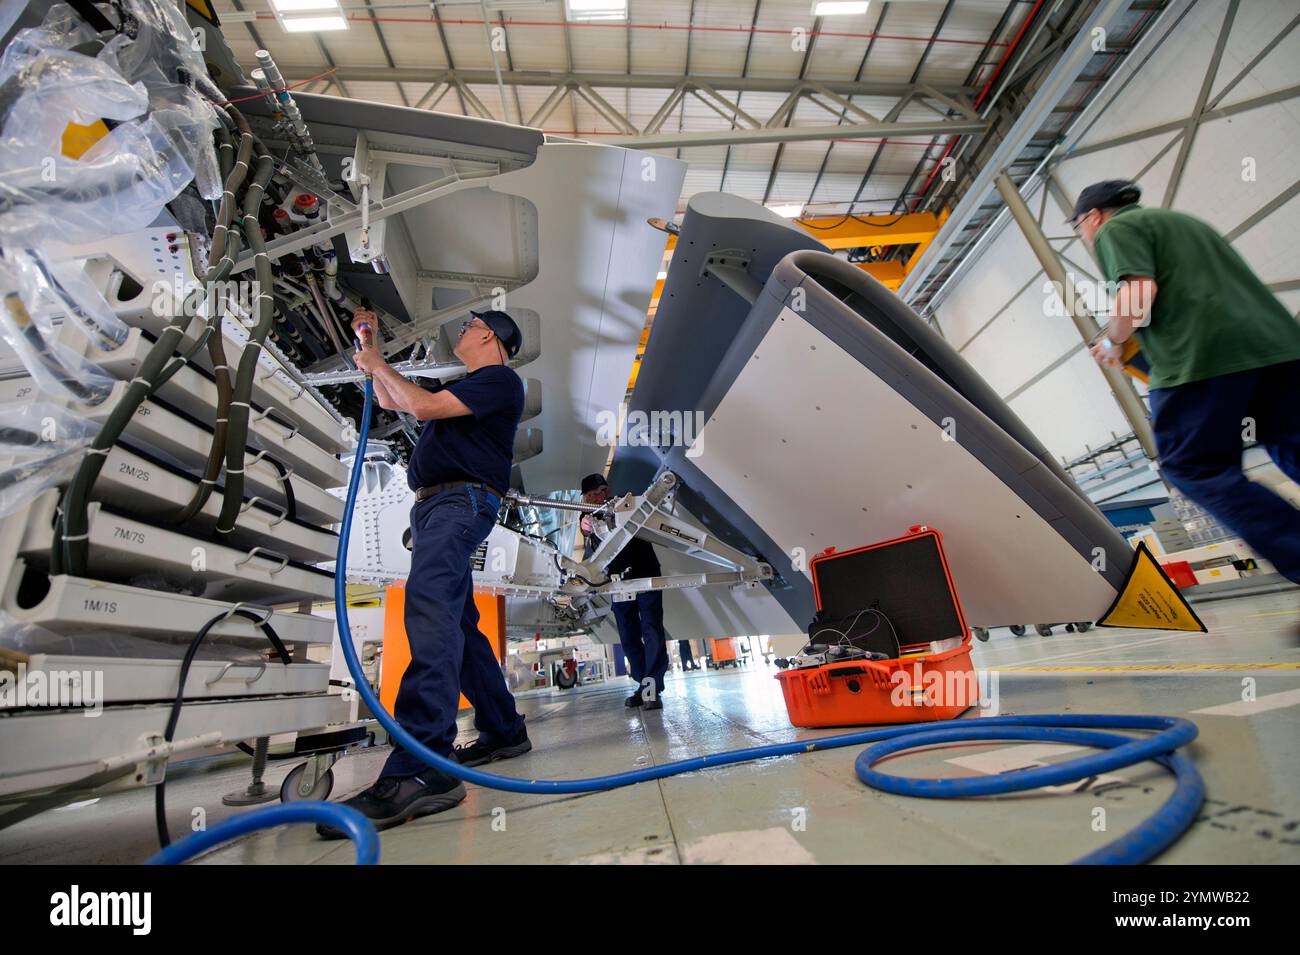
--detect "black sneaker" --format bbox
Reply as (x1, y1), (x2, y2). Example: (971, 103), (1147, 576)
(453, 727), (532, 767)
(316, 772), (465, 839)
(624, 691), (644, 708)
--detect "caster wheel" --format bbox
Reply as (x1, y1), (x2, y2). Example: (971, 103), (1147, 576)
(1009, 625), (1027, 637)
(1065, 623), (1076, 633)
(280, 763), (334, 802)
(1074, 622), (1092, 632)
(973, 627), (990, 642)
(1035, 624), (1053, 637)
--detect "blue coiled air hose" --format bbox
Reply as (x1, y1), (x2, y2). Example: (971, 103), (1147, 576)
(154, 380), (1204, 865)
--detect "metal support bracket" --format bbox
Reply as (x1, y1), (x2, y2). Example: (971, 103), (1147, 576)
(552, 471), (774, 598)
(702, 250), (760, 304)
(99, 730), (225, 782)
(573, 471), (679, 588)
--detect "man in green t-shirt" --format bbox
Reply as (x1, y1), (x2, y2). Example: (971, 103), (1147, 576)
(1069, 180), (1300, 585)
(1068, 180), (1300, 584)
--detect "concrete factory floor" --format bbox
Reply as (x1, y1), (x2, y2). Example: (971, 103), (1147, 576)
(2, 590), (1297, 865)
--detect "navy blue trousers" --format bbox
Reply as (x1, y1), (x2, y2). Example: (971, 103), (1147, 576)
(611, 591), (668, 698)
(1149, 359), (1300, 584)
(382, 485), (524, 778)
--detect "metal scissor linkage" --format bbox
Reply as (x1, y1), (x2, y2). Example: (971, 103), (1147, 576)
(501, 470), (773, 601)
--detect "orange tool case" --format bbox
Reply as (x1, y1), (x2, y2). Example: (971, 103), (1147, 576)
(775, 525), (978, 728)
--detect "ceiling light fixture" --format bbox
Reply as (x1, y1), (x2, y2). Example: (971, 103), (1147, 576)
(811, 1), (870, 15)
(766, 204), (805, 218)
(271, 0), (349, 32)
(566, 0), (628, 23)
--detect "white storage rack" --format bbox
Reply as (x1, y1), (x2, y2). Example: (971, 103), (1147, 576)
(0, 229), (354, 800)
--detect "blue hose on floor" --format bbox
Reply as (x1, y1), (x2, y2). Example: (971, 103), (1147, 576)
(146, 802), (379, 865)
(154, 381), (1204, 865)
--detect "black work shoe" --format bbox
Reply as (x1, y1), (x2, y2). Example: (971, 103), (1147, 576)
(316, 773), (465, 839)
(453, 726), (532, 767)
(624, 691), (644, 708)
(643, 697), (664, 711)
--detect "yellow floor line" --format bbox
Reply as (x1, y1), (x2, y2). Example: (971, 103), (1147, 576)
(1246, 609), (1300, 618)
(993, 662), (1300, 672)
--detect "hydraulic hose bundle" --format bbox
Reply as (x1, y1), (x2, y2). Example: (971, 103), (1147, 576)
(171, 108), (253, 525)
(47, 79), (289, 560)
(52, 104), (265, 575)
(216, 138), (281, 536)
(153, 381), (1206, 866)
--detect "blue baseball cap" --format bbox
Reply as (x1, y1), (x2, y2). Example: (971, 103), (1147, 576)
(469, 309), (522, 358)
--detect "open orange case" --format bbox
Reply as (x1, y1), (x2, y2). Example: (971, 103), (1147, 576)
(775, 525), (979, 728)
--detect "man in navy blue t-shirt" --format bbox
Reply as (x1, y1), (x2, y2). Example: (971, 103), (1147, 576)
(319, 307), (530, 837)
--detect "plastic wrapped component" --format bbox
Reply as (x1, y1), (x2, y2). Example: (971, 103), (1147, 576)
(9, 246), (127, 349)
(0, 0), (224, 407)
(148, 82), (222, 202)
(0, 46), (149, 154)
(96, 4), (223, 200)
(0, 402), (98, 519)
(11, 0), (227, 187)
(0, 0), (222, 254)
(102, 0), (226, 110)
(0, 618), (263, 663)
(0, 109), (198, 250)
(0, 256), (116, 404)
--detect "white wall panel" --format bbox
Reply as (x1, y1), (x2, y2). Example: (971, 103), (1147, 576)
(1006, 349), (1135, 456)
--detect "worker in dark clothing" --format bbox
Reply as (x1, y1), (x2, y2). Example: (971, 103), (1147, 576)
(320, 308), (531, 837)
(1074, 180), (1300, 585)
(678, 639), (700, 671)
(579, 473), (668, 709)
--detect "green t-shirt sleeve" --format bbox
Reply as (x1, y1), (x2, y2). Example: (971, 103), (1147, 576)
(1094, 218), (1156, 284)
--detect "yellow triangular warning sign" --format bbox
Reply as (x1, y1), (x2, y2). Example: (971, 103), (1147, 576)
(1097, 541), (1207, 632)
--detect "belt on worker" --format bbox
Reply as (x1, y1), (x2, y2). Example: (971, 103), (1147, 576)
(413, 480), (505, 503)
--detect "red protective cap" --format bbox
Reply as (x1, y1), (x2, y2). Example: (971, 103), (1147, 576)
(293, 193), (318, 209)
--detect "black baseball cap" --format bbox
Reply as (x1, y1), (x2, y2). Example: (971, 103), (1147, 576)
(580, 473), (609, 494)
(469, 309), (522, 358)
(1067, 179), (1142, 223)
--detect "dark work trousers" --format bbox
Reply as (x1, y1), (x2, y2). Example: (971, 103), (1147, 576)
(611, 591), (668, 698)
(678, 639), (695, 669)
(383, 485), (524, 778)
(1149, 358), (1300, 584)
